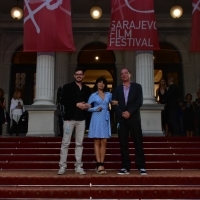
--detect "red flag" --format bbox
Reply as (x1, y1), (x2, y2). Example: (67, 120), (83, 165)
(23, 0), (75, 52)
(190, 0), (200, 52)
(107, 0), (160, 50)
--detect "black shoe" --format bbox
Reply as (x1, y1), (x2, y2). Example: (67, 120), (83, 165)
(139, 168), (147, 175)
(117, 168), (130, 175)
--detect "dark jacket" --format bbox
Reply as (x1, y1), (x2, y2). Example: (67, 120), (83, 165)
(61, 82), (91, 120)
(165, 84), (179, 109)
(112, 82), (143, 122)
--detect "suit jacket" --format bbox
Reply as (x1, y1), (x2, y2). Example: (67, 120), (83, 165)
(112, 82), (143, 122)
(165, 84), (179, 109)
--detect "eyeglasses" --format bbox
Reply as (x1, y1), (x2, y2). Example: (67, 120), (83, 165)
(75, 73), (83, 76)
(121, 72), (129, 75)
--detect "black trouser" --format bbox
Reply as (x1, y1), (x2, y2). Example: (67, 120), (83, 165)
(10, 120), (20, 135)
(118, 119), (146, 171)
(167, 108), (179, 136)
(197, 117), (200, 136)
(0, 113), (3, 135)
(0, 124), (2, 135)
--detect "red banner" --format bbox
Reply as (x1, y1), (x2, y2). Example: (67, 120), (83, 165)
(190, 0), (200, 52)
(107, 0), (160, 50)
(23, 0), (75, 52)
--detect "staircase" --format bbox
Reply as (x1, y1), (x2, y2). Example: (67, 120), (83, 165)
(0, 136), (200, 199)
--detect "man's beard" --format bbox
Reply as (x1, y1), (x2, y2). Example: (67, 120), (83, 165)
(76, 79), (82, 83)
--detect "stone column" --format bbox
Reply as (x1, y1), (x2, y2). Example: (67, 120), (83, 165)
(55, 52), (69, 90)
(124, 51), (135, 82)
(0, 31), (3, 85)
(135, 50), (163, 136)
(136, 50), (155, 104)
(33, 52), (55, 105)
(1, 32), (11, 135)
(26, 52), (57, 137)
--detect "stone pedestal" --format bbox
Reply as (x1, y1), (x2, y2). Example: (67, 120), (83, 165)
(136, 51), (164, 136)
(25, 105), (57, 137)
(2, 124), (8, 135)
(140, 104), (164, 136)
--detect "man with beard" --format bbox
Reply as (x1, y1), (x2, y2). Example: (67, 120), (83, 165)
(58, 68), (91, 175)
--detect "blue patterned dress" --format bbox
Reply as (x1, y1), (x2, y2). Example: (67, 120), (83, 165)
(87, 92), (112, 138)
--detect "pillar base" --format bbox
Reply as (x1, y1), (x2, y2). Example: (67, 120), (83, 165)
(143, 97), (157, 104)
(33, 99), (55, 105)
(2, 124), (8, 135)
(25, 105), (58, 137)
(140, 104), (164, 136)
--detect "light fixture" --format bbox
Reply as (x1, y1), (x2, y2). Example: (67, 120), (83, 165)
(170, 5), (183, 19)
(11, 0), (23, 20)
(90, 6), (102, 19)
(95, 56), (99, 61)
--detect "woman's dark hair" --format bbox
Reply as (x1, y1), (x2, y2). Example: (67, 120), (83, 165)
(93, 77), (108, 92)
(0, 88), (4, 98)
(185, 93), (192, 100)
(158, 79), (166, 88)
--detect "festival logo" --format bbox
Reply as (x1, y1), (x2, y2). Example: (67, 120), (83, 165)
(190, 0), (200, 52)
(107, 0), (160, 50)
(24, 0), (75, 52)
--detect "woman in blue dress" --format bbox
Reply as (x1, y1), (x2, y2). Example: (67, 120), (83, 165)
(87, 77), (112, 174)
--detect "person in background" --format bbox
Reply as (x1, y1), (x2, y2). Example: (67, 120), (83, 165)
(10, 89), (25, 136)
(165, 77), (179, 136)
(0, 88), (6, 135)
(197, 85), (200, 95)
(177, 99), (184, 136)
(112, 68), (147, 175)
(87, 77), (113, 174)
(58, 68), (91, 175)
(56, 86), (64, 137)
(182, 93), (195, 137)
(156, 79), (168, 136)
(195, 91), (200, 136)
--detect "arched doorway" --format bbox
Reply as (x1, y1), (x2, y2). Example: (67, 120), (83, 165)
(10, 46), (37, 105)
(154, 43), (183, 99)
(84, 70), (113, 90)
(77, 42), (116, 132)
(77, 42), (116, 90)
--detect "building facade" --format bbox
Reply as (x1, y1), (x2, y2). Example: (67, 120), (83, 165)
(0, 4), (199, 135)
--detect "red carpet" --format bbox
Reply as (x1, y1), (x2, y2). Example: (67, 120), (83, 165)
(0, 136), (200, 199)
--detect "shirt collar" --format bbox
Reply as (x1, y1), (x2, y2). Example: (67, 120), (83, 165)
(123, 83), (131, 89)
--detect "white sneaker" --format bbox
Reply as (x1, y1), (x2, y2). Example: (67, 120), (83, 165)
(58, 167), (65, 175)
(75, 167), (86, 175)
(139, 168), (147, 175)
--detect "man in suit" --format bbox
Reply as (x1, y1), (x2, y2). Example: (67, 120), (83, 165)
(165, 77), (179, 136)
(112, 68), (147, 175)
(58, 68), (91, 175)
